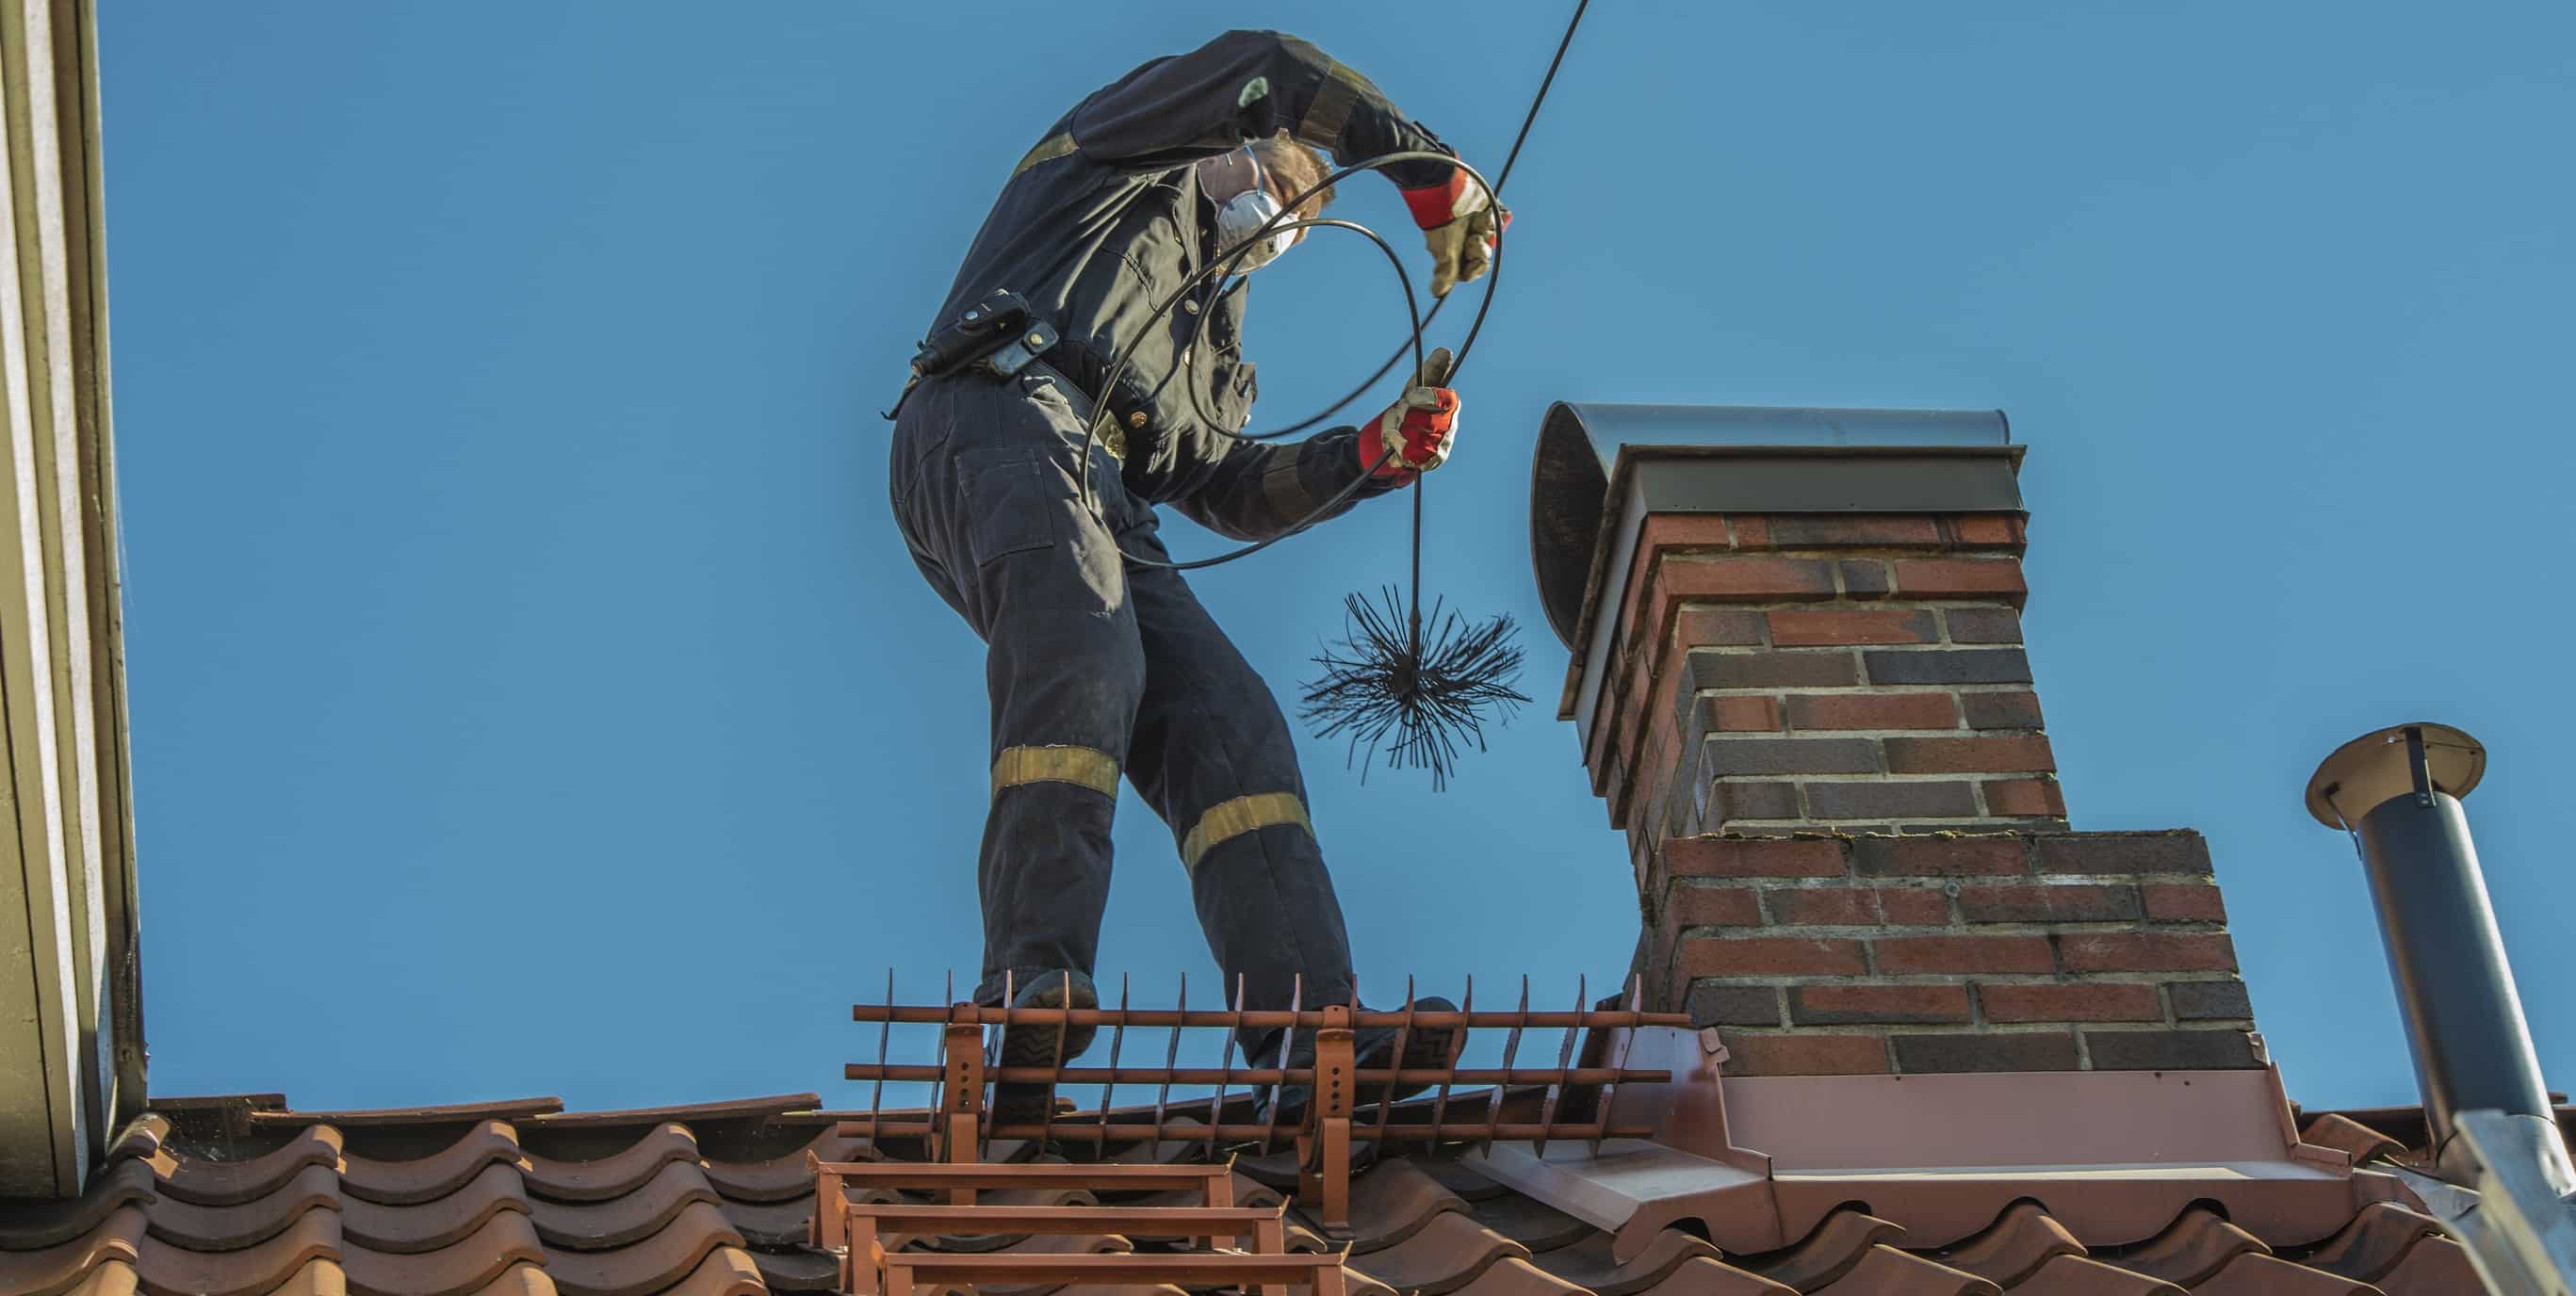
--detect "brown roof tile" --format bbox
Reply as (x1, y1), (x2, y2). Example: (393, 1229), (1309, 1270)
(2296, 1200), (2444, 1283)
(341, 1210), (546, 1296)
(1524, 1229), (1720, 1296)
(459, 1263), (551, 1296)
(2371, 1234), (2482, 1295)
(273, 1258), (353, 1296)
(251, 1099), (563, 1128)
(1296, 1158), (1468, 1253)
(711, 1194), (813, 1250)
(134, 1202), (336, 1296)
(699, 1132), (868, 1203)
(534, 1198), (738, 1296)
(2005, 1255), (2181, 1294)
(1628, 1256), (1793, 1296)
(1465, 1192), (1591, 1253)
(63, 1258), (140, 1296)
(2098, 1206), (2265, 1288)
(1346, 1209), (1529, 1295)
(743, 1247), (837, 1292)
(158, 1127), (344, 1207)
(2188, 1251), (2374, 1294)
(106, 1117), (170, 1165)
(521, 1126), (697, 1205)
(139, 1161), (336, 1252)
(0, 1159), (156, 1251)
(342, 1161), (530, 1255)
(1809, 1244), (2000, 1296)
(651, 1246), (767, 1296)
(1448, 1256), (1592, 1296)
(341, 1123), (521, 1207)
(0, 1203), (145, 1296)
(2295, 1114), (2405, 1169)
(520, 1095), (818, 1129)
(1927, 1200), (2082, 1288)
(1741, 1207), (1904, 1290)
(526, 1161), (720, 1252)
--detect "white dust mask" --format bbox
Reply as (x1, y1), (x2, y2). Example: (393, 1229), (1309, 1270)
(1211, 149), (1296, 272)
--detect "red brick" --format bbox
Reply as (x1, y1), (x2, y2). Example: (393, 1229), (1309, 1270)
(2059, 932), (2239, 974)
(1949, 514), (2027, 547)
(1956, 883), (2141, 924)
(1764, 887), (1877, 926)
(2143, 883), (2228, 922)
(1892, 558), (2028, 605)
(1979, 982), (2164, 1023)
(1725, 515), (1771, 549)
(1944, 608), (2024, 643)
(1667, 883), (1762, 928)
(1884, 736), (2057, 775)
(1768, 609), (1940, 646)
(1872, 934), (2056, 975)
(1675, 607), (1764, 646)
(1983, 778), (2067, 817)
(1756, 514), (1944, 548)
(1876, 887), (1953, 925)
(1962, 691), (2046, 731)
(1638, 514), (1736, 552)
(1709, 780), (1800, 824)
(1708, 696), (1782, 732)
(1665, 836), (1848, 879)
(1718, 1030), (1890, 1076)
(1803, 781), (1980, 819)
(1705, 737), (1881, 776)
(1852, 837), (2030, 877)
(1655, 556), (1837, 604)
(1680, 935), (1869, 978)
(1786, 693), (1960, 731)
(1837, 560), (1891, 598)
(1790, 983), (1973, 1025)
(2033, 832), (2212, 876)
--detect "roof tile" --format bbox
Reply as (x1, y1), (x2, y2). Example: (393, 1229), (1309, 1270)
(0, 1203), (145, 1296)
(650, 1246), (767, 1296)
(251, 1099), (562, 1129)
(461, 1263), (555, 1296)
(63, 1258), (139, 1296)
(1524, 1229), (1720, 1296)
(1928, 1200), (2081, 1287)
(342, 1123), (521, 1207)
(2296, 1114), (2405, 1169)
(533, 1198), (738, 1296)
(2099, 1206), (2264, 1288)
(520, 1095), (817, 1129)
(2003, 1254), (2180, 1294)
(0, 1159), (156, 1251)
(521, 1126), (697, 1205)
(1346, 1210), (1529, 1295)
(710, 1195), (812, 1250)
(341, 1209), (546, 1296)
(742, 1246), (838, 1292)
(1296, 1158), (1469, 1253)
(158, 1127), (344, 1207)
(526, 1161), (720, 1252)
(1628, 1256), (1794, 1296)
(134, 1201), (337, 1296)
(274, 1258), (352, 1296)
(1466, 1193), (1591, 1253)
(1808, 1245), (1999, 1295)
(2188, 1251), (2375, 1294)
(140, 1162), (338, 1252)
(699, 1132), (868, 1203)
(2297, 1200), (2445, 1283)
(1742, 1208), (1904, 1291)
(1449, 1256), (1592, 1296)
(342, 1162), (530, 1255)
(2371, 1235), (2482, 1296)
(106, 1117), (171, 1166)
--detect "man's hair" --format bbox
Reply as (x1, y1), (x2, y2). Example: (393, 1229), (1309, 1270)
(1250, 132), (1336, 219)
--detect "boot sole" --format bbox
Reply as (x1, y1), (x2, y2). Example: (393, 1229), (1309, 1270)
(990, 981), (1098, 1126)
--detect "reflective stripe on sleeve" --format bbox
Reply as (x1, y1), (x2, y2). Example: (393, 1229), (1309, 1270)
(1295, 62), (1364, 151)
(1011, 131), (1079, 178)
(991, 745), (1120, 799)
(1181, 793), (1312, 872)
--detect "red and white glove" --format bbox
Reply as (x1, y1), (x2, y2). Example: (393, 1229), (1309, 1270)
(1399, 170), (1508, 297)
(1358, 348), (1459, 484)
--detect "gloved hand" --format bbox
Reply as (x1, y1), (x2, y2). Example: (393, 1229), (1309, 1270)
(1358, 348), (1459, 484)
(1399, 170), (1507, 297)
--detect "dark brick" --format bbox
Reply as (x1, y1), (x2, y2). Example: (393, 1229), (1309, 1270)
(1768, 609), (1940, 646)
(1854, 836), (2030, 877)
(1956, 883), (2142, 924)
(1884, 736), (2057, 774)
(1675, 608), (1765, 646)
(1786, 692), (1960, 731)
(1864, 649), (2033, 686)
(1891, 1030), (2080, 1073)
(1764, 886), (1877, 926)
(2083, 1029), (2262, 1070)
(2168, 980), (2256, 1021)
(1719, 1031), (1891, 1076)
(1837, 560), (1892, 598)
(2032, 831), (2213, 876)
(1803, 781), (1980, 819)
(1686, 982), (1784, 1028)
(1872, 934), (2056, 975)
(1704, 737), (1882, 777)
(1949, 514), (2027, 548)
(1710, 780), (1801, 823)
(1789, 983), (1973, 1025)
(1760, 514), (1945, 548)
(1685, 648), (1860, 690)
(1665, 836), (1847, 879)
(1666, 883), (1762, 929)
(1680, 935), (1869, 977)
(1945, 608), (2025, 643)
(2143, 883), (2227, 922)
(1979, 981), (2162, 1022)
(2059, 932), (2238, 974)
(1961, 691), (2046, 730)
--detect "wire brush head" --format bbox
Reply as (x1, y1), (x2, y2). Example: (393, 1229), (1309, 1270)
(1300, 588), (1529, 789)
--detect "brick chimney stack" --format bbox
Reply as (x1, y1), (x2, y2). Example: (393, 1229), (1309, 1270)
(1530, 405), (2257, 1077)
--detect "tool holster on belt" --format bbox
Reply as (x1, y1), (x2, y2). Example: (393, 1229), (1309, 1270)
(881, 289), (1060, 420)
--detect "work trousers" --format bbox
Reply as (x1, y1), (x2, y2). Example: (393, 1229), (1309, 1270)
(888, 368), (1360, 1034)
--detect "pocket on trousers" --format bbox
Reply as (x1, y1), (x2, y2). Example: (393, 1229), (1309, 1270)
(955, 447), (1061, 568)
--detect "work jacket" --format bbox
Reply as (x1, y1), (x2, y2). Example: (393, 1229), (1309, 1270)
(922, 29), (1459, 542)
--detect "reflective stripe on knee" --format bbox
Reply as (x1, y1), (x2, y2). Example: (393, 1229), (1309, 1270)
(991, 745), (1119, 799)
(1181, 793), (1312, 873)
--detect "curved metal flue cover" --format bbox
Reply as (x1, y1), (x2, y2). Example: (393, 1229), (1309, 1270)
(1529, 403), (2016, 649)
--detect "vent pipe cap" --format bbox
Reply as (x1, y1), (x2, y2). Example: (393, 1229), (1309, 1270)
(2305, 721), (2486, 829)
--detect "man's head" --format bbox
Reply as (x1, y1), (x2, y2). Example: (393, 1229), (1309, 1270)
(1198, 133), (1335, 265)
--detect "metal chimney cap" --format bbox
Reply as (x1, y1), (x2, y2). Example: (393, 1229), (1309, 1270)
(2305, 722), (2487, 829)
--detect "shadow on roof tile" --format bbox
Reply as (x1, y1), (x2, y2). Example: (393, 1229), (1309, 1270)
(1629, 1256), (1793, 1296)
(700, 1132), (869, 1204)
(343, 1162), (530, 1256)
(1739, 1208), (1903, 1291)
(2004, 1254), (2180, 1295)
(534, 1199), (738, 1296)
(1294, 1158), (1468, 1253)
(2188, 1250), (2373, 1294)
(2098, 1207), (2265, 1288)
(135, 1203), (336, 1296)
(2295, 1200), (2443, 1284)
(160, 1128), (343, 1208)
(522, 1127), (697, 1206)
(1347, 1209), (1529, 1295)
(342, 1209), (546, 1296)
(1808, 1244), (1998, 1296)
(1926, 1201), (2081, 1287)
(142, 1162), (338, 1252)
(743, 1246), (838, 1293)
(1524, 1228), (1719, 1296)
(710, 1195), (812, 1251)
(0, 1159), (156, 1251)
(651, 1246), (765, 1296)
(528, 1161), (722, 1253)
(342, 1124), (522, 1207)
(2371, 1235), (2481, 1296)
(0, 1203), (144, 1296)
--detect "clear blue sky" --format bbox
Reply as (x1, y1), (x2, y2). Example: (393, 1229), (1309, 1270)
(102, 2), (2573, 1112)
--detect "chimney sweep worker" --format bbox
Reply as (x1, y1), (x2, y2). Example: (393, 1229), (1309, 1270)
(888, 29), (1500, 1120)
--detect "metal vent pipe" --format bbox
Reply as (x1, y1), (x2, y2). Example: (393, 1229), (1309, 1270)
(2305, 722), (2551, 1174)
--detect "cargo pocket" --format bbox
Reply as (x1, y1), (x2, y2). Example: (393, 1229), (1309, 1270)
(956, 447), (1061, 568)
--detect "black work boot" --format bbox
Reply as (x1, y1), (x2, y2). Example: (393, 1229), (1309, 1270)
(1256, 996), (1459, 1125)
(988, 970), (1099, 1126)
